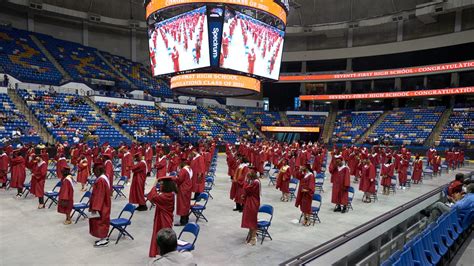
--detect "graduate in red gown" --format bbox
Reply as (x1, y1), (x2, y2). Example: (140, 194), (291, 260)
(360, 157), (376, 203)
(104, 154), (114, 193)
(397, 154), (409, 189)
(56, 154), (67, 180)
(130, 153), (148, 211)
(31, 155), (48, 209)
(331, 156), (351, 213)
(155, 150), (167, 179)
(89, 164), (111, 247)
(58, 166), (74, 224)
(230, 158), (249, 212)
(148, 176), (176, 257)
(171, 47), (180, 72)
(241, 170), (261, 245)
(0, 149), (9, 189)
(276, 159), (291, 202)
(295, 164), (315, 225)
(431, 152), (441, 176)
(145, 144), (153, 176)
(381, 157), (395, 195)
(118, 146), (132, 181)
(77, 156), (89, 191)
(10, 150), (26, 197)
(190, 151), (205, 199)
(247, 48), (256, 74)
(412, 155), (423, 184)
(173, 161), (192, 226)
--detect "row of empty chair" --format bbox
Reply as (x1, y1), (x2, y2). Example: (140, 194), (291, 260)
(0, 93), (41, 144)
(243, 107), (282, 126)
(370, 107), (445, 145)
(438, 108), (473, 147)
(0, 28), (63, 85)
(287, 114), (326, 127)
(333, 111), (382, 144)
(18, 90), (129, 147)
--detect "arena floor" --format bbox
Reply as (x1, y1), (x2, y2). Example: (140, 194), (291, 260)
(1, 155), (472, 265)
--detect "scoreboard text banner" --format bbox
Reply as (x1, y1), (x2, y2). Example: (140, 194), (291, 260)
(299, 87), (474, 101)
(146, 0), (288, 24)
(170, 73), (261, 92)
(261, 126), (320, 133)
(280, 61), (474, 82)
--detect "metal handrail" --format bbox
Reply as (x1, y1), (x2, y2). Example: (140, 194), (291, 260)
(281, 183), (447, 265)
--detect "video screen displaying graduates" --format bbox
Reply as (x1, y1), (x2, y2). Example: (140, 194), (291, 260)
(148, 6), (211, 76)
(219, 8), (285, 80)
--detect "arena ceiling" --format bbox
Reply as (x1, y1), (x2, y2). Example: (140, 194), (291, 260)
(37, 0), (435, 26)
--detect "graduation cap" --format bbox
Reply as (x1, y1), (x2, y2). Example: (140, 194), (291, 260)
(157, 175), (173, 181)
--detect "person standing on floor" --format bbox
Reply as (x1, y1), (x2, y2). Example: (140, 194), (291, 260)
(89, 164), (111, 248)
(173, 161), (192, 226)
(241, 171), (261, 245)
(30, 155), (47, 209)
(57, 166), (75, 224)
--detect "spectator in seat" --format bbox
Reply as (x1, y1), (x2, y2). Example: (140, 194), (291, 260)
(447, 173), (465, 202)
(152, 228), (196, 266)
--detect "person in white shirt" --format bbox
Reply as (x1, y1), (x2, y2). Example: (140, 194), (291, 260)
(152, 228), (196, 266)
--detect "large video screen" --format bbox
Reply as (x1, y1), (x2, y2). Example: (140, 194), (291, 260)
(220, 8), (285, 80)
(148, 6), (210, 76)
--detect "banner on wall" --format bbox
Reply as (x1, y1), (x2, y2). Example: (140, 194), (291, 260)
(207, 6), (224, 67)
(280, 61), (474, 82)
(261, 126), (320, 133)
(299, 87), (474, 101)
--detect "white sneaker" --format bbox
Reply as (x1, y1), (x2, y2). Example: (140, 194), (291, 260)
(94, 239), (109, 248)
(402, 186), (406, 190)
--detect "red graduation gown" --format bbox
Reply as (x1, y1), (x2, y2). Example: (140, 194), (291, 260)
(397, 160), (409, 185)
(155, 156), (167, 178)
(241, 179), (261, 229)
(191, 155), (205, 193)
(104, 160), (114, 192)
(77, 159), (89, 184)
(145, 147), (153, 174)
(412, 160), (423, 182)
(147, 188), (174, 257)
(174, 167), (192, 216)
(295, 172), (315, 214)
(31, 161), (47, 198)
(56, 158), (67, 180)
(276, 166), (290, 193)
(381, 163), (395, 187)
(230, 164), (248, 204)
(130, 160), (147, 205)
(359, 163), (376, 193)
(0, 154), (9, 183)
(89, 175), (111, 238)
(119, 152), (133, 178)
(331, 166), (350, 205)
(10, 156), (26, 189)
(58, 176), (74, 214)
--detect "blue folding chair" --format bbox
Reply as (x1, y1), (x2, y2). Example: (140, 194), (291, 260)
(44, 181), (62, 208)
(177, 222), (200, 252)
(298, 193), (322, 225)
(108, 203), (136, 244)
(347, 186), (355, 211)
(71, 191), (92, 224)
(393, 248), (421, 266)
(204, 177), (214, 199)
(289, 178), (299, 201)
(23, 182), (31, 198)
(430, 224), (449, 256)
(190, 193), (209, 223)
(268, 173), (277, 186)
(112, 176), (127, 199)
(47, 167), (57, 179)
(257, 204), (273, 244)
(315, 173), (324, 193)
(87, 177), (96, 191)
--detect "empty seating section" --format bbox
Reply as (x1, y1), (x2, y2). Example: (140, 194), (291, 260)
(333, 111), (382, 143)
(370, 107), (444, 145)
(287, 114), (326, 127)
(36, 34), (120, 83)
(163, 107), (234, 143)
(0, 93), (41, 144)
(101, 52), (173, 97)
(98, 102), (171, 144)
(198, 106), (248, 140)
(438, 108), (473, 147)
(0, 28), (62, 84)
(18, 90), (129, 147)
(244, 108), (282, 127)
